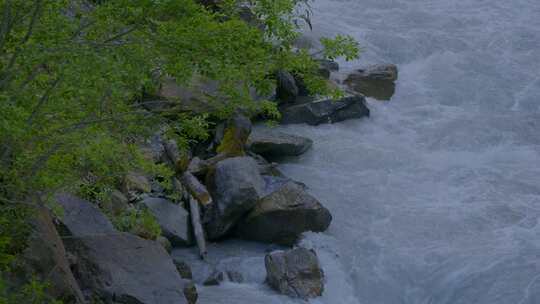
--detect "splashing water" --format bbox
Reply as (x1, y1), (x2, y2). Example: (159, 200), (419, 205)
(175, 1), (540, 303)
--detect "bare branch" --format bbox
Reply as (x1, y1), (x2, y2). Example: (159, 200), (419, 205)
(26, 76), (62, 126)
(0, 0), (13, 53)
(22, 0), (43, 44)
(102, 26), (138, 44)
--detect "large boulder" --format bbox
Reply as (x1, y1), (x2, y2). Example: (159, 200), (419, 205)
(237, 183), (332, 245)
(140, 197), (192, 246)
(265, 248), (324, 299)
(7, 207), (84, 303)
(247, 128), (313, 158)
(344, 64), (398, 101)
(279, 95), (370, 125)
(205, 157), (265, 239)
(276, 70), (299, 103)
(55, 193), (116, 237)
(65, 232), (191, 304)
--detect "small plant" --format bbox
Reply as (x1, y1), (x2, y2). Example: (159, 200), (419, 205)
(112, 208), (162, 240)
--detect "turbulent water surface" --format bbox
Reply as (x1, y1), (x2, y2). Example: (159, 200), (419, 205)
(175, 1), (540, 303)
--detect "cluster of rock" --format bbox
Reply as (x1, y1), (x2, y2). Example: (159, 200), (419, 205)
(14, 29), (399, 301)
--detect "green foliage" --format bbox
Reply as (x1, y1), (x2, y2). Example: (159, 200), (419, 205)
(0, 0), (359, 300)
(112, 208), (162, 240)
(0, 277), (62, 304)
(320, 34), (361, 61)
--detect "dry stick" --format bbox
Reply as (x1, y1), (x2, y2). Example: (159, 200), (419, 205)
(180, 171), (212, 206)
(188, 194), (207, 260)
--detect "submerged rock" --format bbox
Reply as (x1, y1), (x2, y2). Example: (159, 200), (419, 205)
(205, 156), (265, 239)
(65, 232), (190, 304)
(280, 95), (370, 125)
(344, 64), (398, 101)
(237, 183), (332, 245)
(55, 193), (116, 237)
(265, 248), (324, 299)
(140, 197), (192, 246)
(247, 128), (313, 158)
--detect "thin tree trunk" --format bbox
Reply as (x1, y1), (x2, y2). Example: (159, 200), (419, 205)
(188, 195), (207, 260)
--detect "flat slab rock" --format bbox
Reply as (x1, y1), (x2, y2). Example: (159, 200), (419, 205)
(237, 183), (332, 246)
(65, 232), (190, 304)
(247, 128), (313, 157)
(55, 193), (116, 237)
(140, 197), (192, 246)
(265, 248), (325, 299)
(279, 95), (370, 125)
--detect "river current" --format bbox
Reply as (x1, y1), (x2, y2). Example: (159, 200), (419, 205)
(175, 1), (540, 303)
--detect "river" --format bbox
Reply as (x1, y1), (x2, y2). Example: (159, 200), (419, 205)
(175, 1), (540, 303)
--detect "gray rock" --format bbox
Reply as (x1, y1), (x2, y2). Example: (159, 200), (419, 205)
(8, 207), (84, 303)
(276, 70), (299, 103)
(344, 64), (398, 101)
(237, 183), (332, 245)
(262, 175), (307, 197)
(55, 193), (116, 237)
(248, 152), (284, 177)
(140, 197), (191, 246)
(280, 95), (370, 125)
(65, 232), (189, 304)
(265, 248), (324, 299)
(247, 128), (313, 158)
(205, 157), (265, 239)
(350, 64), (398, 81)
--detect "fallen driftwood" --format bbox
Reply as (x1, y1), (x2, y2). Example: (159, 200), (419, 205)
(186, 153), (229, 176)
(188, 195), (207, 260)
(180, 171), (212, 206)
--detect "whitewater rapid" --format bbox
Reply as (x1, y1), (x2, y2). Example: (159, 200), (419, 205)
(175, 1), (540, 303)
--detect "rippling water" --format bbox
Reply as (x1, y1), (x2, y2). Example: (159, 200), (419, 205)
(176, 1), (540, 303)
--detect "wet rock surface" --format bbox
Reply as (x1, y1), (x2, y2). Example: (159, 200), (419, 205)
(237, 183), (332, 245)
(205, 157), (265, 239)
(247, 127), (313, 158)
(265, 247), (324, 299)
(280, 95), (370, 125)
(345, 64), (398, 101)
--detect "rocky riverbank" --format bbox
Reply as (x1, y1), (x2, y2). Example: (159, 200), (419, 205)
(10, 57), (399, 303)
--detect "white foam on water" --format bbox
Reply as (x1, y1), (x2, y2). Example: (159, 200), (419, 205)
(175, 1), (540, 303)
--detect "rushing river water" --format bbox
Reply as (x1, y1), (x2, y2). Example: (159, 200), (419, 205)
(175, 1), (540, 303)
